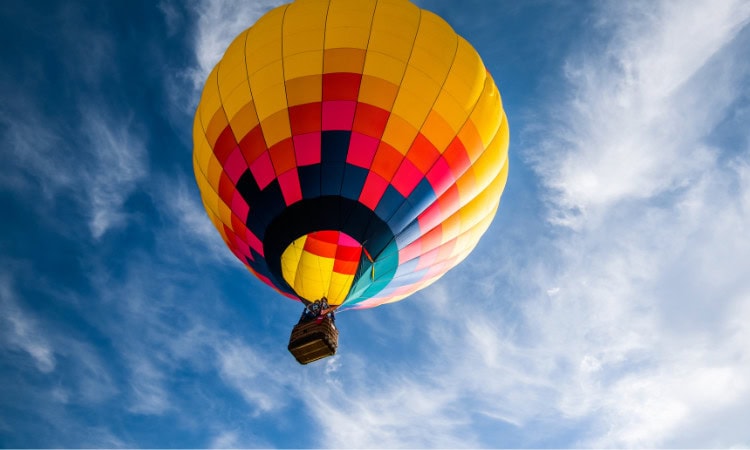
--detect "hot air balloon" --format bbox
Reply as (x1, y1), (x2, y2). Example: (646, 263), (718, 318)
(193, 0), (509, 364)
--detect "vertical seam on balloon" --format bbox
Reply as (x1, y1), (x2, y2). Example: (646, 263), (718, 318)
(278, 4), (296, 184)
(242, 6), (296, 296)
(363, 5), (423, 263)
(320, 0), (333, 212)
(318, 1), (333, 303)
(350, 8), (426, 307)
(340, 0), (419, 308)
(334, 0), (380, 307)
(380, 18), (461, 231)
(336, 0), (379, 198)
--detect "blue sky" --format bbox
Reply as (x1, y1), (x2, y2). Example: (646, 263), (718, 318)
(2, 0), (750, 447)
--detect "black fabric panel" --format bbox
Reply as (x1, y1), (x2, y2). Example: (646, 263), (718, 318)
(236, 170), (261, 208)
(321, 163), (346, 196)
(321, 130), (351, 162)
(298, 165), (322, 199)
(245, 179), (285, 241)
(341, 165), (369, 200)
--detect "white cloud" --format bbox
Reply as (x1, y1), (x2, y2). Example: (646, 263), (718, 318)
(188, 0), (284, 89)
(215, 340), (291, 415)
(0, 275), (56, 373)
(79, 107), (148, 239)
(0, 94), (147, 241)
(509, 0), (750, 446)
(533, 0), (750, 228)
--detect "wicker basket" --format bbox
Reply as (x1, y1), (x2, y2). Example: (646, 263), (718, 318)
(288, 316), (339, 364)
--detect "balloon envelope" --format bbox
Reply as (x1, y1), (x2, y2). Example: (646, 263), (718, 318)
(193, 0), (509, 309)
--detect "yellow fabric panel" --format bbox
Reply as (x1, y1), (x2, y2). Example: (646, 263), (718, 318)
(441, 37), (485, 113)
(453, 119), (509, 204)
(219, 29), (249, 70)
(192, 109), (205, 149)
(207, 154), (222, 190)
(217, 35), (249, 97)
(244, 5), (287, 74)
(362, 51), (407, 86)
(205, 109), (228, 147)
(220, 83), (253, 125)
(455, 165), (507, 236)
(469, 118), (509, 191)
(193, 114), (211, 172)
(249, 62), (286, 120)
(358, 75), (399, 110)
(468, 75), (503, 147)
(217, 198), (233, 229)
(294, 256), (321, 299)
(438, 211), (462, 247)
(283, 51), (324, 80)
(196, 168), (220, 227)
(324, 0), (377, 49)
(282, 0), (327, 56)
(452, 202), (499, 262)
(261, 109), (292, 148)
(324, 48), (366, 74)
(285, 74), (322, 106)
(295, 252), (335, 301)
(391, 65), (442, 129)
(193, 138), (211, 179)
(431, 90), (471, 134)
(368, 0), (420, 63)
(420, 110), (456, 151)
(410, 10), (457, 85)
(327, 271), (354, 305)
(281, 235), (307, 288)
(381, 114), (418, 155)
(198, 66), (222, 135)
(228, 100), (259, 142)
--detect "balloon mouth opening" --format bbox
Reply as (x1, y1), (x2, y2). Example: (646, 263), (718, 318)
(280, 230), (364, 306)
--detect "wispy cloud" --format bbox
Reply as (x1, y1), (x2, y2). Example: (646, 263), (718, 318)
(0, 100), (148, 239)
(0, 274), (56, 373)
(188, 0), (283, 89)
(513, 0), (750, 446)
(532, 0), (750, 227)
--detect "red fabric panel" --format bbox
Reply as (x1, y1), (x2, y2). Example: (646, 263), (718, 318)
(239, 125), (267, 164)
(249, 151), (275, 189)
(269, 138), (297, 176)
(230, 190), (250, 221)
(218, 172), (234, 205)
(390, 158), (423, 197)
(323, 73), (361, 101)
(289, 103), (322, 136)
(213, 126), (238, 163)
(346, 132), (378, 168)
(359, 171), (389, 210)
(293, 132), (321, 166)
(406, 133), (441, 174)
(352, 103), (389, 138)
(224, 147), (247, 183)
(277, 169), (302, 205)
(442, 137), (471, 180)
(370, 142), (404, 181)
(425, 157), (455, 197)
(322, 101), (356, 130)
